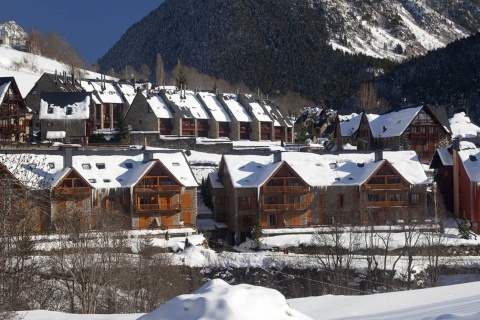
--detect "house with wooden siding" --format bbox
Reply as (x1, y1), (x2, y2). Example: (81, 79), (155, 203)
(0, 77), (29, 143)
(209, 150), (429, 244)
(0, 148), (198, 233)
(334, 105), (451, 163)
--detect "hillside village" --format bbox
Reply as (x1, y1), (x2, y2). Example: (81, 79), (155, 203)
(2, 60), (480, 243)
(0, 10), (480, 319)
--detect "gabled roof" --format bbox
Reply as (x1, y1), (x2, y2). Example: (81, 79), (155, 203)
(163, 89), (210, 119)
(39, 92), (91, 120)
(220, 94), (252, 122)
(457, 147), (480, 182)
(115, 82), (136, 105)
(0, 77), (26, 108)
(40, 72), (84, 92)
(430, 147), (453, 169)
(0, 150), (198, 190)
(338, 112), (363, 137)
(143, 91), (173, 119)
(221, 151), (428, 189)
(368, 105), (423, 138)
(0, 79), (11, 104)
(242, 94), (273, 122)
(80, 80), (125, 104)
(263, 100), (292, 127)
(197, 92), (231, 122)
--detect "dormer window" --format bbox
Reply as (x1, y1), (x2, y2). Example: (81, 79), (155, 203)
(48, 162), (55, 169)
(103, 179), (111, 183)
(172, 162), (180, 166)
(66, 107), (73, 115)
(82, 163), (91, 170)
(125, 162), (133, 169)
(96, 163), (106, 169)
(47, 107), (53, 114)
(88, 178), (96, 183)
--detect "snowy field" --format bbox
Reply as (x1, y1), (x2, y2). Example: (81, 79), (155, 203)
(17, 280), (480, 320)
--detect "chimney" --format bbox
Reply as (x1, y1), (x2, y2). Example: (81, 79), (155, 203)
(62, 146), (74, 168)
(452, 138), (460, 151)
(71, 69), (75, 85)
(143, 151), (154, 163)
(63, 71), (66, 83)
(374, 149), (383, 162)
(55, 69), (57, 83)
(273, 151), (282, 163)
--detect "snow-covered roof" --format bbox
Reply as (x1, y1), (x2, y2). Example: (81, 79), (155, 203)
(164, 90), (210, 119)
(338, 113), (362, 137)
(368, 106), (423, 138)
(116, 82), (136, 105)
(449, 112), (480, 139)
(46, 131), (66, 139)
(249, 102), (273, 122)
(144, 92), (173, 119)
(80, 80), (124, 104)
(0, 150), (198, 190)
(221, 94), (251, 122)
(0, 80), (10, 102)
(39, 94), (90, 120)
(197, 92), (230, 122)
(208, 172), (224, 189)
(458, 148), (480, 182)
(223, 151), (428, 189)
(434, 147), (453, 166)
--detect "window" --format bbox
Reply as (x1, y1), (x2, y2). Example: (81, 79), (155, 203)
(338, 194), (344, 208)
(411, 193), (420, 205)
(286, 195), (300, 204)
(125, 162), (133, 169)
(268, 214), (278, 227)
(103, 179), (111, 183)
(106, 197), (115, 210)
(319, 194), (326, 208)
(47, 107), (53, 114)
(172, 162), (180, 166)
(238, 197), (254, 210)
(387, 176), (401, 184)
(367, 193), (381, 202)
(88, 178), (96, 183)
(368, 177), (384, 184)
(241, 215), (253, 229)
(139, 120), (143, 124)
(82, 163), (91, 170)
(389, 193), (401, 201)
(66, 107), (73, 115)
(96, 163), (106, 169)
(48, 162), (55, 169)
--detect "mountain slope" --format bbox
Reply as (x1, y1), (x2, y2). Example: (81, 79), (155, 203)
(377, 33), (480, 123)
(98, 0), (480, 105)
(0, 20), (29, 45)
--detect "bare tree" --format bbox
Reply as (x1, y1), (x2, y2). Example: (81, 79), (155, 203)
(139, 63), (151, 81)
(354, 81), (378, 112)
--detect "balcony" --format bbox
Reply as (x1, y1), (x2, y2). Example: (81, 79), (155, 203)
(364, 184), (406, 190)
(134, 203), (181, 212)
(262, 203), (307, 211)
(366, 200), (406, 208)
(135, 185), (182, 193)
(54, 187), (91, 195)
(262, 185), (309, 193)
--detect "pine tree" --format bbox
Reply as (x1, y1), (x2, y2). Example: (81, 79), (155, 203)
(251, 219), (263, 251)
(458, 218), (471, 240)
(114, 109), (130, 144)
(156, 53), (165, 86)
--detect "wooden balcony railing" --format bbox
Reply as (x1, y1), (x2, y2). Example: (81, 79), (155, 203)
(262, 203), (307, 211)
(364, 184), (407, 190)
(55, 187), (91, 195)
(262, 186), (309, 193)
(135, 185), (182, 193)
(134, 203), (181, 212)
(366, 200), (406, 208)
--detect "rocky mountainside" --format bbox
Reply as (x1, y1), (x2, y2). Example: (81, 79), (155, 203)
(98, 0), (480, 105)
(0, 20), (29, 45)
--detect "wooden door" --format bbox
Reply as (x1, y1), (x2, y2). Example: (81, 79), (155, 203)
(139, 215), (152, 229)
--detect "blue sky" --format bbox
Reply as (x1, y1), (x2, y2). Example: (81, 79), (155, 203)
(0, 0), (164, 64)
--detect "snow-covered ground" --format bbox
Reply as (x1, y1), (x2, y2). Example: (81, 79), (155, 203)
(17, 280), (480, 320)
